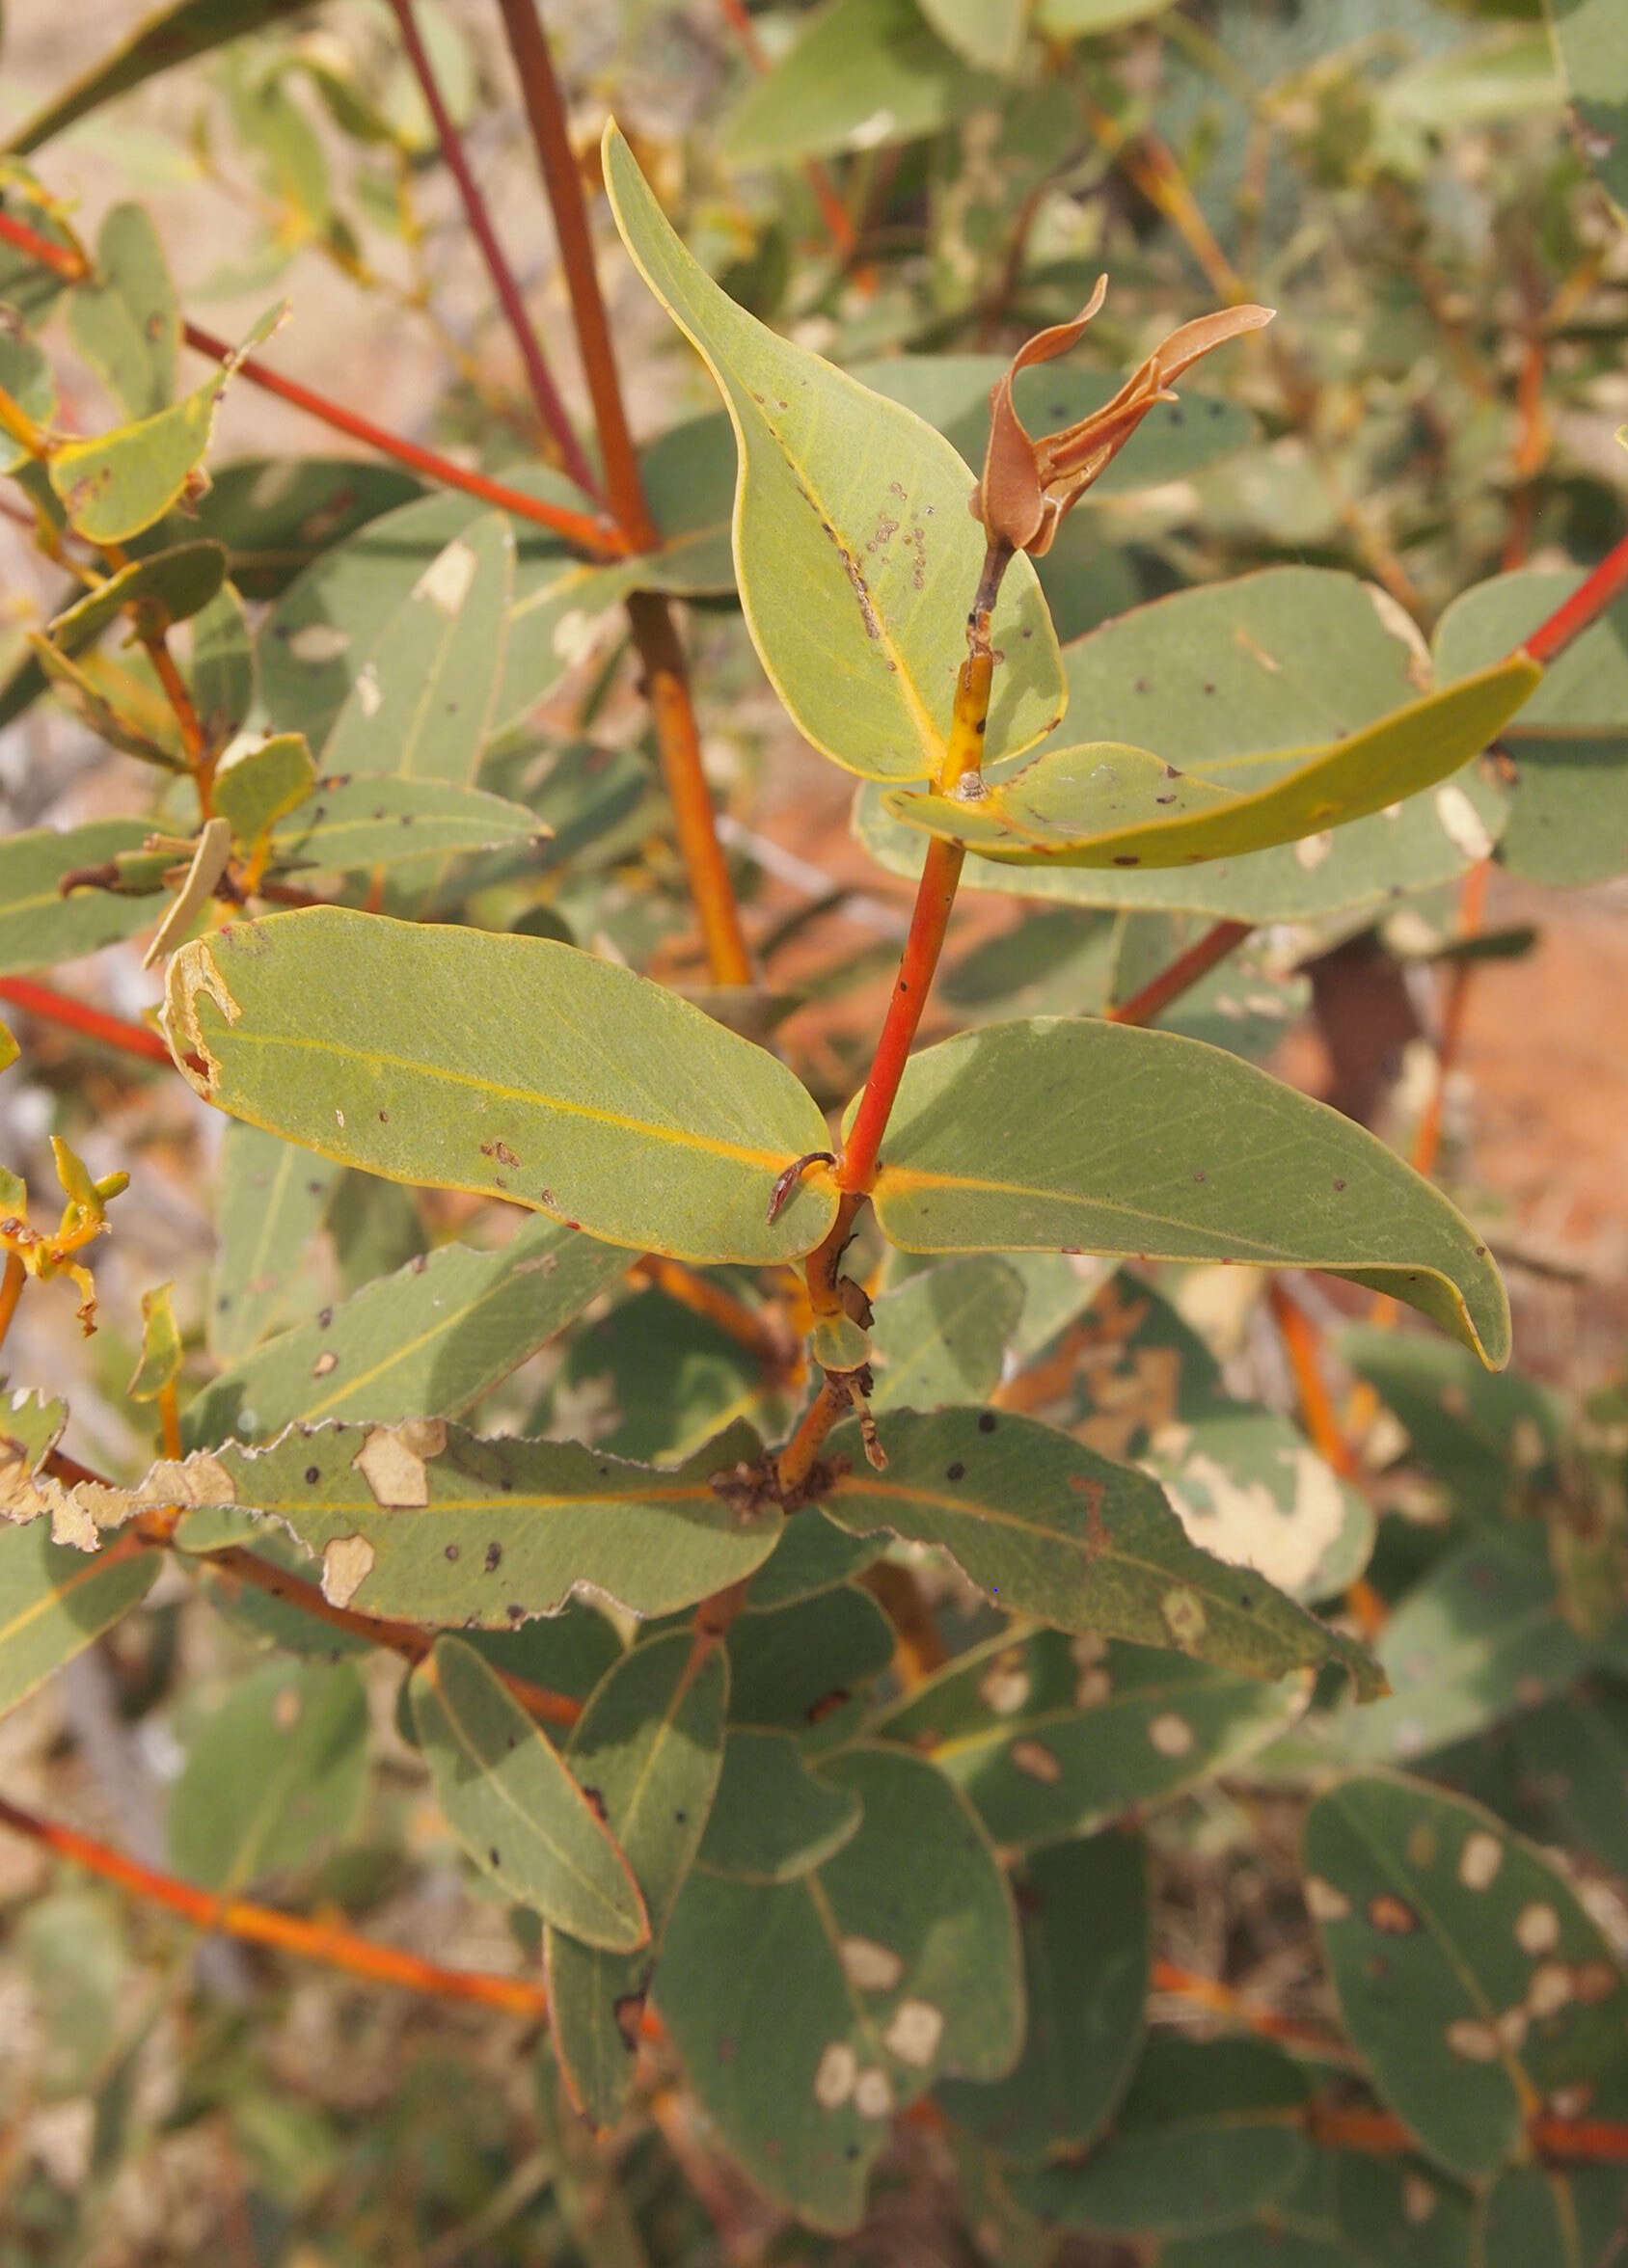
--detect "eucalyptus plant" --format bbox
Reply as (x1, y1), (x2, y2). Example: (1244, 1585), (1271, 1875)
(0, 0), (1626, 2258)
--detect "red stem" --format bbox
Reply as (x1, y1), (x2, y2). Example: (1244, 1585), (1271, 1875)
(387, 0), (604, 502)
(495, 0), (658, 549)
(180, 321), (629, 557)
(1524, 528), (1628, 664)
(0, 975), (178, 1067)
(0, 1793), (550, 2018)
(1107, 919), (1252, 1028)
(838, 836), (964, 1195)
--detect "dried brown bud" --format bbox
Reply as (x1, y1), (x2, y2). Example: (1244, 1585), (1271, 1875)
(971, 279), (1275, 556)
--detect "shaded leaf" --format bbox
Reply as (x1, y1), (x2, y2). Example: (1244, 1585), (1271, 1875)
(49, 306), (283, 544)
(173, 1418), (781, 1627)
(876, 1628), (1304, 1849)
(1477, 2156), (1628, 2268)
(867, 1256), (1024, 1414)
(1046, 1275), (1373, 1604)
(743, 1510), (885, 1612)
(819, 1407), (1378, 1691)
(547, 1633), (728, 2126)
(0, 819), (159, 973)
(0, 1524), (158, 1720)
(319, 513), (512, 787)
(937, 1831), (1148, 2160)
(188, 581), (256, 751)
(163, 908), (838, 1265)
(863, 1018), (1509, 1365)
(1038, 0), (1179, 27)
(720, 0), (976, 163)
(205, 1120), (341, 1364)
(158, 455), (422, 598)
(1508, 1687), (1628, 1883)
(1268, 1526), (1591, 1772)
(1544, 0), (1628, 212)
(1010, 2037), (1310, 2231)
(657, 1744), (1021, 2231)
(554, 1284), (791, 1468)
(194, 1211), (623, 1444)
(169, 1659), (367, 1892)
(126, 1282), (181, 1402)
(1340, 1322), (1563, 1521)
(1303, 1773), (1627, 2180)
(604, 124), (1065, 783)
(696, 1727), (863, 1881)
(916, 0), (1028, 71)
(1159, 2146), (1475, 2268)
(411, 1636), (647, 1951)
(68, 202), (178, 419)
(725, 1581), (897, 1730)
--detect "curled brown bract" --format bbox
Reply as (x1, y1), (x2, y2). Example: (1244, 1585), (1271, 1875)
(971, 279), (1275, 556)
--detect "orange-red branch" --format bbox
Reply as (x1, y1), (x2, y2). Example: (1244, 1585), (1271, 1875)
(0, 976), (176, 1067)
(180, 323), (629, 557)
(496, 0), (656, 549)
(0, 1795), (551, 2019)
(387, 0), (603, 502)
(1524, 528), (1628, 665)
(838, 834), (963, 1195)
(1108, 919), (1252, 1028)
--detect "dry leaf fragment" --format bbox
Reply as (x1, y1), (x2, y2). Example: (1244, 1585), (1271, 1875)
(971, 279), (1275, 556)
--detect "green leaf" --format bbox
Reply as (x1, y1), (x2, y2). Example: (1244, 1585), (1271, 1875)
(916, 0), (1028, 71)
(875, 1630), (1305, 1850)
(1267, 1527), (1590, 1771)
(0, 819), (161, 973)
(1340, 1322), (1562, 1521)
(168, 1660), (367, 1893)
(743, 1510), (885, 1611)
(1302, 1774), (1627, 2181)
(173, 1418), (782, 1627)
(1544, 0), (1628, 212)
(938, 1831), (1148, 2161)
(265, 773), (548, 878)
(546, 1633), (728, 2127)
(1433, 567), (1628, 884)
(68, 202), (179, 419)
(0, 321), (57, 474)
(725, 1581), (897, 1730)
(48, 306), (284, 544)
(4, 0), (317, 153)
(720, 0), (977, 162)
(172, 456), (424, 600)
(867, 1256), (1024, 1414)
(856, 567), (1511, 922)
(318, 513), (512, 788)
(45, 542), (227, 661)
(695, 1727), (863, 1881)
(205, 1120), (342, 1364)
(1010, 2037), (1310, 2231)
(1053, 1275), (1373, 1603)
(0, 1524), (158, 1720)
(555, 1282), (792, 1468)
(126, 1282), (182, 1403)
(193, 1211), (623, 1444)
(855, 356), (1258, 501)
(604, 124), (1065, 783)
(864, 1018), (1510, 1365)
(885, 656), (1539, 870)
(818, 1406), (1380, 1692)
(212, 733), (319, 854)
(657, 1744), (1022, 2231)
(411, 1636), (647, 1952)
(162, 908), (838, 1265)
(1508, 1688), (1628, 1883)
(1477, 2156), (1628, 2268)
(188, 581), (256, 751)
(1159, 2146), (1475, 2268)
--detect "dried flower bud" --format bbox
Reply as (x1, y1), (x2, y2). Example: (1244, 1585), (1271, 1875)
(971, 279), (1275, 556)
